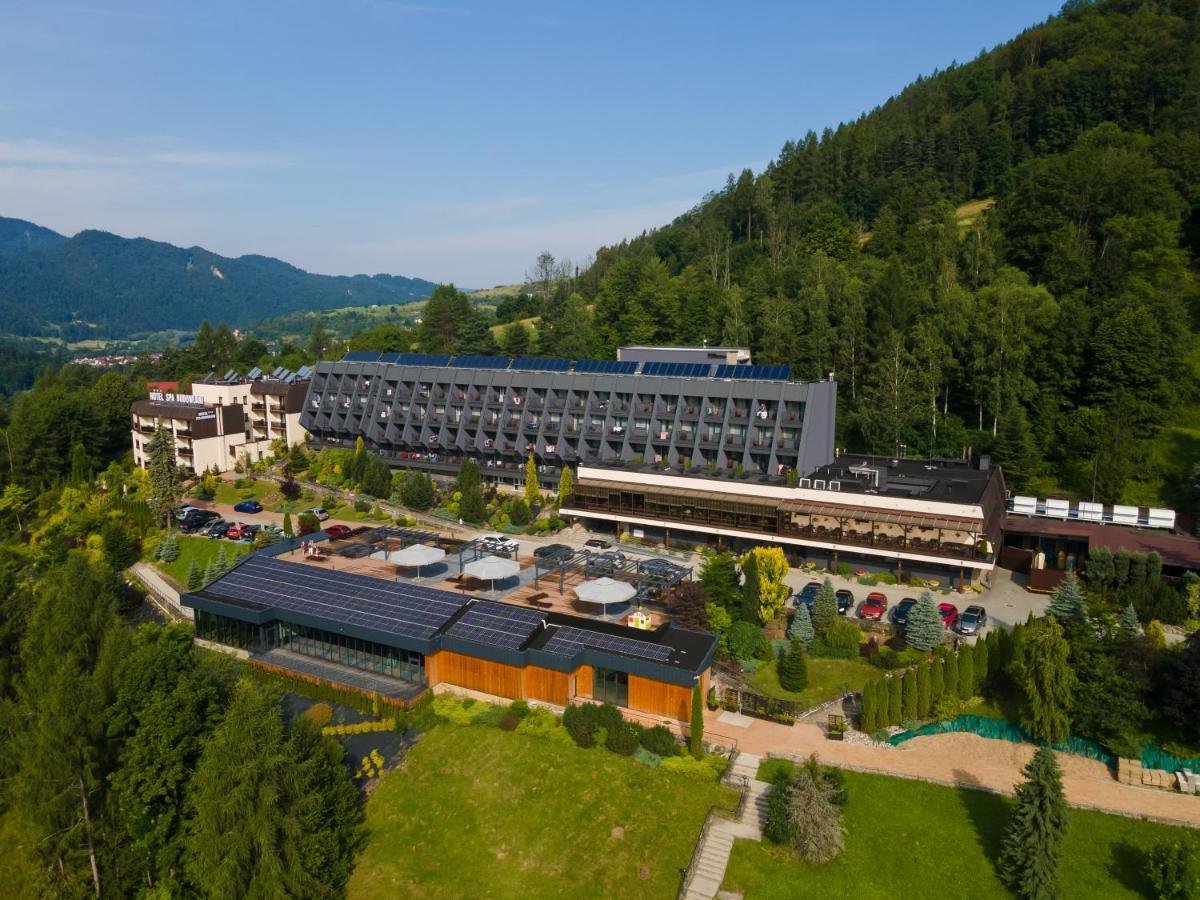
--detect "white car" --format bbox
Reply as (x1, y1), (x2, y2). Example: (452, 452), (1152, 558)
(480, 534), (520, 555)
(304, 507), (330, 521)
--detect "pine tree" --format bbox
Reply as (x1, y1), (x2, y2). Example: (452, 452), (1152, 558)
(944, 651), (960, 700)
(282, 512), (294, 536)
(998, 746), (1068, 900)
(1047, 572), (1087, 628)
(146, 426), (181, 528)
(974, 639), (990, 692)
(203, 559), (219, 586)
(215, 545), (230, 574)
(859, 680), (877, 733)
(905, 591), (945, 652)
(524, 455), (540, 508)
(916, 661), (932, 718)
(931, 656), (945, 706)
(959, 648), (976, 700)
(887, 675), (903, 726)
(811, 578), (838, 634)
(787, 603), (814, 646)
(1118, 603), (1141, 638)
(987, 628), (1004, 679)
(902, 668), (918, 721)
(779, 639), (809, 692)
(186, 558), (203, 590)
(690, 684), (704, 759)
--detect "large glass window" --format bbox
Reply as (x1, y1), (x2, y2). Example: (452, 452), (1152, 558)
(592, 667), (629, 707)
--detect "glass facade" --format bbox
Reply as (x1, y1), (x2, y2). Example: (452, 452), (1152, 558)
(195, 609), (425, 684)
(592, 666), (629, 707)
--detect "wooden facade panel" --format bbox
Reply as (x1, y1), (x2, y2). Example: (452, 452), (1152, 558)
(521, 665), (569, 705)
(628, 675), (693, 721)
(429, 651), (523, 699)
(574, 664), (593, 700)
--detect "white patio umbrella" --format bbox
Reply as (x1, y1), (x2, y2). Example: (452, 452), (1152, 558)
(390, 543), (446, 578)
(463, 555), (521, 591)
(574, 577), (637, 616)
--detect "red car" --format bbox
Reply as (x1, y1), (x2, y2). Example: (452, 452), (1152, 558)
(226, 522), (250, 540)
(324, 524), (352, 539)
(859, 592), (889, 620)
(937, 602), (959, 629)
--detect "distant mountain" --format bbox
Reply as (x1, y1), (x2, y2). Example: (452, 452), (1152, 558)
(0, 217), (66, 258)
(0, 216), (439, 340)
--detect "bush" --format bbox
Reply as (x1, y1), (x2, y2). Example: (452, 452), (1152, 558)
(763, 780), (795, 845)
(871, 728), (891, 743)
(280, 477), (302, 500)
(515, 708), (573, 746)
(1146, 839), (1198, 900)
(639, 725), (680, 758)
(507, 699), (530, 720)
(633, 746), (663, 767)
(302, 702), (334, 728)
(498, 715), (519, 731)
(872, 647), (927, 670)
(606, 721), (641, 756)
(726, 621), (770, 661)
(660, 754), (724, 782)
(821, 619), (862, 658)
(562, 704), (597, 747)
(875, 572), (898, 585)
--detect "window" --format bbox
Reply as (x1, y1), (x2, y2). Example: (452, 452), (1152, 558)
(592, 667), (628, 706)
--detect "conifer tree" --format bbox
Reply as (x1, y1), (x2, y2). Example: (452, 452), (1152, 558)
(905, 591), (945, 652)
(887, 675), (902, 726)
(998, 746), (1068, 900)
(902, 668), (917, 721)
(859, 680), (877, 733)
(811, 578), (838, 634)
(943, 650), (960, 700)
(557, 465), (573, 505)
(1118, 603), (1141, 638)
(959, 648), (976, 700)
(282, 512), (294, 536)
(916, 661), (932, 718)
(186, 558), (203, 591)
(690, 684), (704, 759)
(931, 655), (945, 706)
(524, 454), (540, 508)
(974, 639), (990, 692)
(1046, 572), (1087, 628)
(779, 639), (809, 692)
(787, 603), (814, 646)
(146, 426), (181, 528)
(203, 559), (219, 586)
(215, 545), (230, 574)
(1012, 618), (1075, 744)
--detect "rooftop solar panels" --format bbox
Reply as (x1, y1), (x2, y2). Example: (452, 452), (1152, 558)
(445, 601), (545, 650)
(641, 361), (714, 378)
(342, 351), (382, 363)
(714, 364), (791, 381)
(454, 355), (510, 369)
(204, 556), (463, 641)
(510, 357), (572, 372)
(542, 625), (674, 663)
(574, 359), (639, 375)
(379, 352), (452, 367)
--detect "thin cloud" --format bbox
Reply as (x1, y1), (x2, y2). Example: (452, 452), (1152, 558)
(0, 137), (289, 169)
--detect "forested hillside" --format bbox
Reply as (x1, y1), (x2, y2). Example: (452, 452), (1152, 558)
(0, 218), (438, 340)
(0, 217), (65, 258)
(567, 0), (1200, 509)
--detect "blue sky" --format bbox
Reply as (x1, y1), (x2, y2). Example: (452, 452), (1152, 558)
(1, 1), (1059, 287)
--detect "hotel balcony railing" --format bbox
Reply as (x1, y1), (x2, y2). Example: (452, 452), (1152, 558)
(781, 524), (984, 562)
(546, 398), (565, 410)
(138, 425), (157, 434)
(703, 407), (724, 421)
(751, 438), (772, 449)
(728, 408), (750, 422)
(564, 423), (581, 434)
(651, 431), (673, 443)
(725, 435), (745, 449)
(587, 424), (603, 435)
(251, 402), (266, 411)
(777, 438), (796, 450)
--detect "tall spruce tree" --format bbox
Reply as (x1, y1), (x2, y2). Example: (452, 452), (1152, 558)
(456, 459), (486, 524)
(998, 746), (1068, 900)
(186, 558), (203, 590)
(1118, 602), (1141, 638)
(788, 603), (814, 646)
(779, 639), (809, 692)
(811, 578), (838, 634)
(905, 591), (945, 652)
(1013, 618), (1076, 744)
(145, 426), (181, 528)
(1047, 572), (1087, 628)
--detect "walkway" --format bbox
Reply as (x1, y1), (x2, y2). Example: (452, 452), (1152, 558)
(682, 753), (771, 900)
(709, 711), (1200, 828)
(128, 561), (191, 621)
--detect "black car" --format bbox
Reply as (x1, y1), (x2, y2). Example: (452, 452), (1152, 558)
(533, 543), (573, 561)
(891, 597), (918, 625)
(179, 510), (220, 532)
(583, 537), (612, 550)
(835, 589), (854, 615)
(796, 582), (821, 608)
(206, 521), (232, 539)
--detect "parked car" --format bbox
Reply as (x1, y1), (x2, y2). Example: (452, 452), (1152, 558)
(583, 537), (612, 550)
(480, 534), (520, 555)
(237, 524), (262, 543)
(179, 510), (221, 533)
(324, 524), (352, 539)
(796, 581), (821, 608)
(206, 521), (232, 539)
(533, 543), (573, 561)
(639, 558), (683, 576)
(225, 522), (251, 540)
(835, 589), (854, 615)
(174, 504), (199, 520)
(233, 499), (263, 514)
(304, 507), (330, 521)
(957, 605), (988, 635)
(937, 602), (960, 629)
(859, 592), (889, 620)
(195, 517), (226, 536)
(892, 597), (918, 626)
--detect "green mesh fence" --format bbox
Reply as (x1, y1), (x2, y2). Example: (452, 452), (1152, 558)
(1139, 745), (1200, 773)
(888, 714), (1116, 766)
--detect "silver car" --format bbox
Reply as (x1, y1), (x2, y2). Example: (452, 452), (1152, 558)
(957, 604), (988, 635)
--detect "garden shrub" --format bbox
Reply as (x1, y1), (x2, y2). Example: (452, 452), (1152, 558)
(837, 562), (852, 577)
(606, 721), (641, 756)
(763, 780), (795, 845)
(507, 699), (530, 720)
(857, 575), (878, 586)
(302, 702), (333, 728)
(354, 498), (371, 513)
(498, 715), (519, 731)
(634, 746), (663, 767)
(431, 693), (495, 725)
(821, 619), (862, 658)
(660, 755), (722, 782)
(871, 728), (891, 743)
(872, 647), (926, 670)
(639, 725), (680, 758)
(562, 704), (596, 747)
(593, 727), (609, 748)
(726, 621), (770, 661)
(515, 708), (573, 746)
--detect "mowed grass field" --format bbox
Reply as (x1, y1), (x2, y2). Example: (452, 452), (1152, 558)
(723, 768), (1193, 899)
(152, 534), (251, 585)
(746, 657), (884, 709)
(348, 725), (737, 900)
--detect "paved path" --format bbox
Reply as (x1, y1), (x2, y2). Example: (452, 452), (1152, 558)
(683, 753), (771, 900)
(129, 561), (191, 621)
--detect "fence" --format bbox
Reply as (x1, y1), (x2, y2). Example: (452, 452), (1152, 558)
(888, 714), (1116, 766)
(718, 686), (798, 725)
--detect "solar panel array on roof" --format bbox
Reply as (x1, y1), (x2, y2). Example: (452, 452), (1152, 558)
(641, 361), (714, 378)
(510, 357), (572, 372)
(453, 355), (510, 369)
(714, 364), (790, 381)
(378, 352), (453, 367)
(205, 556), (462, 640)
(445, 601), (544, 650)
(542, 625), (674, 662)
(574, 359), (639, 375)
(342, 351), (382, 363)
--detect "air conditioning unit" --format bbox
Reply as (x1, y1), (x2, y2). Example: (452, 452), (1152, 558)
(828, 481), (840, 491)
(813, 480), (826, 490)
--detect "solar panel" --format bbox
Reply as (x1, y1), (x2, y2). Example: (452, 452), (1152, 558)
(574, 359), (638, 375)
(453, 355), (510, 369)
(541, 625), (674, 663)
(641, 362), (713, 378)
(446, 601), (544, 650)
(342, 351), (382, 363)
(714, 364), (790, 381)
(510, 357), (572, 372)
(204, 556), (464, 640)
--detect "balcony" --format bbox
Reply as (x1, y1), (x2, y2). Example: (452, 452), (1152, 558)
(703, 406), (724, 421)
(679, 405), (700, 420)
(728, 407), (750, 423)
(546, 397), (565, 411)
(725, 434), (745, 449)
(777, 438), (797, 451)
(651, 431), (673, 444)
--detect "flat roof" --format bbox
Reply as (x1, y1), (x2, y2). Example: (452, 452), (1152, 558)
(1003, 516), (1200, 570)
(807, 456), (995, 505)
(186, 556), (715, 683)
(131, 399), (212, 420)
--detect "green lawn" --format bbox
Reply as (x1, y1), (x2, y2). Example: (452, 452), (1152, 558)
(723, 769), (1192, 899)
(348, 725), (737, 900)
(746, 657), (883, 709)
(151, 535), (251, 586)
(213, 477), (281, 506)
